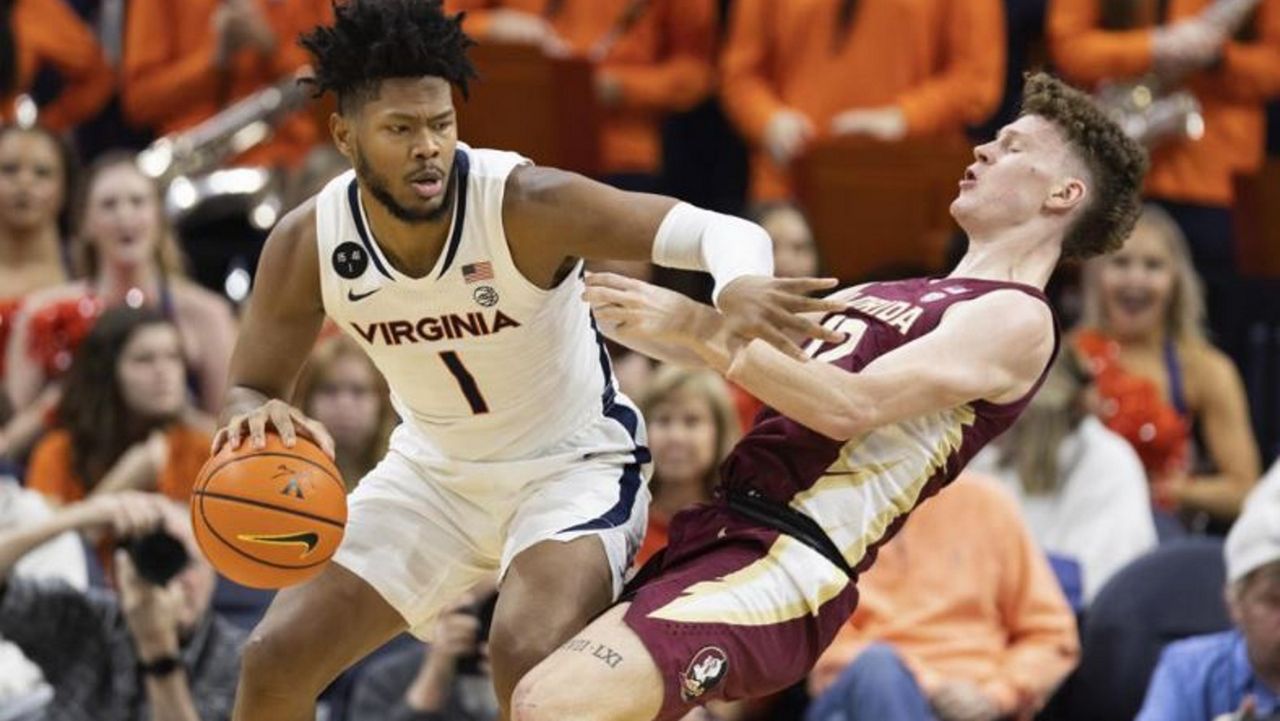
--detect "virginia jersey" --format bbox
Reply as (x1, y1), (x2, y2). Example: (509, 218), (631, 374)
(314, 145), (616, 462)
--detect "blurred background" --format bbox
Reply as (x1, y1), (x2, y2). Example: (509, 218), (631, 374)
(1, 1), (1279, 720)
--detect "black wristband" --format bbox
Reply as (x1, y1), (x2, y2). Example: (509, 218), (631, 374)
(137, 655), (182, 677)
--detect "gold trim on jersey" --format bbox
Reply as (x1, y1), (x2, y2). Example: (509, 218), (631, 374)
(646, 535), (848, 626)
(789, 404), (976, 569)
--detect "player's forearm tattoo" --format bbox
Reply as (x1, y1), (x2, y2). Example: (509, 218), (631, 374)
(559, 637), (624, 669)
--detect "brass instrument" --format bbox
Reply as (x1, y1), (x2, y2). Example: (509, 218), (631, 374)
(136, 74), (308, 229)
(1094, 0), (1262, 148)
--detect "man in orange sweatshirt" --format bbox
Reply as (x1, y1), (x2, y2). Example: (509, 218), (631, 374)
(1049, 0), (1280, 355)
(1, 0), (113, 131)
(445, 0), (716, 187)
(720, 0), (1006, 203)
(807, 474), (1079, 721)
(121, 0), (334, 170)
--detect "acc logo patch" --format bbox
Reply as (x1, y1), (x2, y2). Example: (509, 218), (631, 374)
(332, 242), (369, 279)
(680, 646), (729, 702)
(473, 285), (499, 307)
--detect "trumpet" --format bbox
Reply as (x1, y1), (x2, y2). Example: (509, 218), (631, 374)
(1094, 0), (1261, 148)
(136, 74), (309, 229)
(1095, 80), (1204, 148)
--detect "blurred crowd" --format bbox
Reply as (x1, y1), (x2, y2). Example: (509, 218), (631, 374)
(1, 0), (1280, 720)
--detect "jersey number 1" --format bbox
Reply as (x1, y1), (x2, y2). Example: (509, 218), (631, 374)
(439, 351), (489, 414)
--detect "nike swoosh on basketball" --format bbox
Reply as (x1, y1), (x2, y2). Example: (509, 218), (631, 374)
(347, 288), (381, 302)
(237, 532), (320, 558)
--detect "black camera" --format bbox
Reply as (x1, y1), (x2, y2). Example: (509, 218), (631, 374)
(120, 528), (190, 586)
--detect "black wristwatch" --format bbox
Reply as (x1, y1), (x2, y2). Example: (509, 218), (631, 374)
(137, 655), (183, 677)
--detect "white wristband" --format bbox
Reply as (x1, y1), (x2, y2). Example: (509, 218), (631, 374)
(651, 202), (774, 306)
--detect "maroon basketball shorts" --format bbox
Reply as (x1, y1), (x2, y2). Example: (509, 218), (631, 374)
(621, 499), (859, 721)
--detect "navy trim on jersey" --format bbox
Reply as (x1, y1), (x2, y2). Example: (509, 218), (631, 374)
(437, 149), (471, 279)
(560, 312), (651, 533)
(346, 180), (394, 281)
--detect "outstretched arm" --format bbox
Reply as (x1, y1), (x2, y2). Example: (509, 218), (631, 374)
(213, 199), (333, 456)
(506, 166), (844, 357)
(588, 274), (1054, 440)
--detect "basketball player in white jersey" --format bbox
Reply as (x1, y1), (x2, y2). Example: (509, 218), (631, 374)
(211, 2), (843, 719)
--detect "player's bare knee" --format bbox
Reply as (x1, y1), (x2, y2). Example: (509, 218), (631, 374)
(239, 626), (320, 695)
(488, 614), (566, 678)
(510, 674), (572, 721)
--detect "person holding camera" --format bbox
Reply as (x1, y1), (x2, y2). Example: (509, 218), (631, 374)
(349, 593), (501, 721)
(0, 491), (244, 721)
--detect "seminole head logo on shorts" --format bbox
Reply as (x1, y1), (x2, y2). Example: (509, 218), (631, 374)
(680, 646), (729, 702)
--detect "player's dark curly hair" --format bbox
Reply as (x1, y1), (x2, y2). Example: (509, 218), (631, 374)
(1020, 72), (1148, 260)
(300, 0), (477, 114)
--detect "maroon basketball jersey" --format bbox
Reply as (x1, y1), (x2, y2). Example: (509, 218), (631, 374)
(720, 276), (1059, 574)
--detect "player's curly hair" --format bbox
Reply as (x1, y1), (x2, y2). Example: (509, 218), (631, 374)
(1020, 72), (1148, 260)
(300, 0), (477, 114)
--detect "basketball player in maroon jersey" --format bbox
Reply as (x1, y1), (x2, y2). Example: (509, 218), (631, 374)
(509, 73), (1149, 721)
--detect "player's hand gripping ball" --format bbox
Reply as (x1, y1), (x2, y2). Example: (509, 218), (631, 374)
(191, 433), (346, 589)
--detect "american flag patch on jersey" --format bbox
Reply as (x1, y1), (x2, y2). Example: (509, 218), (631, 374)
(462, 261), (494, 284)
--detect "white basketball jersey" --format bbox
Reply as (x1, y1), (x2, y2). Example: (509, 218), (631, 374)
(314, 145), (616, 462)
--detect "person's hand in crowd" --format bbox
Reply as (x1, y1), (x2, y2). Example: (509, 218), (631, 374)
(71, 490), (167, 544)
(763, 109), (816, 165)
(116, 548), (184, 664)
(95, 429), (169, 496)
(404, 597), (484, 711)
(831, 106), (908, 141)
(1152, 16), (1227, 79)
(213, 0), (278, 67)
(485, 9), (570, 56)
(212, 398), (336, 459)
(931, 680), (1003, 721)
(1151, 471), (1192, 510)
(595, 71), (624, 109)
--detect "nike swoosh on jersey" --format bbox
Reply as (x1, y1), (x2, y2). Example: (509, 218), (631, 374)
(347, 288), (381, 302)
(236, 531), (320, 558)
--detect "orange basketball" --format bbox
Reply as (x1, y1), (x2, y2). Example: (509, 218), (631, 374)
(191, 433), (347, 589)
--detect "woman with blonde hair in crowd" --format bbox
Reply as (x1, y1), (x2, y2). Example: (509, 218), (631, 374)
(969, 353), (1157, 606)
(293, 335), (397, 492)
(3, 152), (237, 457)
(1074, 203), (1260, 527)
(634, 365), (741, 567)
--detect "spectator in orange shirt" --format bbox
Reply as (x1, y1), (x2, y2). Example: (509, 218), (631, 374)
(720, 0), (1006, 202)
(1048, 0), (1280, 354)
(807, 474), (1079, 721)
(634, 365), (740, 568)
(121, 0), (334, 169)
(0, 0), (113, 131)
(446, 0), (717, 187)
(25, 306), (211, 507)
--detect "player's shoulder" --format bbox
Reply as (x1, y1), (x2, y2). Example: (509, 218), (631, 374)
(463, 144), (532, 179)
(267, 196), (319, 255)
(953, 287), (1054, 339)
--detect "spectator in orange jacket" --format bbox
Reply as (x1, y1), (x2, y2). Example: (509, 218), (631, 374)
(25, 306), (211, 508)
(1048, 0), (1280, 354)
(0, 0), (114, 131)
(446, 0), (717, 186)
(121, 0), (334, 169)
(720, 0), (1006, 202)
(807, 474), (1079, 721)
